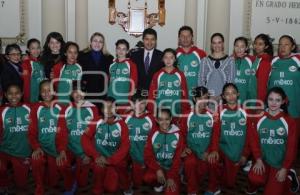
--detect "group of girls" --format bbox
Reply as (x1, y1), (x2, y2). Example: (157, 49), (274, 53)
(0, 80), (297, 195)
(0, 27), (299, 195)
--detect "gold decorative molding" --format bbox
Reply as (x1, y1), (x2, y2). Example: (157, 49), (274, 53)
(108, 0), (166, 37)
(0, 0), (27, 45)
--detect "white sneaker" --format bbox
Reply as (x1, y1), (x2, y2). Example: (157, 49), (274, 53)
(123, 190), (133, 195)
(243, 160), (252, 172)
(245, 190), (257, 194)
(153, 185), (164, 192)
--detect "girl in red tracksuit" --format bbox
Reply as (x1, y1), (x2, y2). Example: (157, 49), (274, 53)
(0, 84), (31, 194)
(29, 80), (74, 195)
(107, 39), (138, 111)
(250, 34), (273, 106)
(81, 97), (130, 195)
(52, 42), (82, 104)
(125, 92), (157, 190)
(148, 48), (189, 122)
(207, 83), (250, 194)
(233, 37), (255, 104)
(247, 87), (297, 195)
(22, 38), (46, 103)
(180, 86), (215, 194)
(63, 81), (99, 189)
(144, 108), (183, 195)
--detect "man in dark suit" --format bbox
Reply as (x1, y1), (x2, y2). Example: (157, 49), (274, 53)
(130, 28), (163, 95)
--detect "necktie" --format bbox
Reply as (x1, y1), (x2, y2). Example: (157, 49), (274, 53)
(144, 52), (150, 73)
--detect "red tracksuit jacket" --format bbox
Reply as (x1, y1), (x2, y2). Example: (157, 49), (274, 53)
(28, 102), (68, 154)
(255, 54), (272, 102)
(210, 105), (251, 159)
(144, 125), (183, 179)
(249, 111), (297, 169)
(22, 56), (41, 102)
(147, 68), (190, 115)
(81, 117), (130, 165)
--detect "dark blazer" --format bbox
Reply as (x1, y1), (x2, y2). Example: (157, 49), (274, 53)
(130, 48), (163, 92)
(0, 62), (23, 91)
(78, 50), (114, 108)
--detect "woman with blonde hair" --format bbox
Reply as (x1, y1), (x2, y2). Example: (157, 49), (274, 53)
(78, 32), (114, 110)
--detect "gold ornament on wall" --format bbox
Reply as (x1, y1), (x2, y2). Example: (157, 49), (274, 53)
(108, 0), (166, 37)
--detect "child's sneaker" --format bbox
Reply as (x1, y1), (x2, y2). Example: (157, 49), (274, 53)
(245, 190), (257, 194)
(243, 160), (252, 172)
(204, 189), (221, 195)
(153, 185), (164, 193)
(288, 169), (299, 193)
(63, 181), (77, 195)
(123, 189), (133, 195)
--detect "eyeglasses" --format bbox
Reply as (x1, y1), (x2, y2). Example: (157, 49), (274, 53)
(8, 53), (21, 56)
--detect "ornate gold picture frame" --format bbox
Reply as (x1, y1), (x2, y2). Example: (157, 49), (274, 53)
(108, 0), (166, 37)
(0, 0), (27, 45)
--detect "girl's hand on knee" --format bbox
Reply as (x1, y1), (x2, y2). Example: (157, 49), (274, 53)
(208, 151), (219, 164)
(56, 150), (67, 166)
(166, 178), (176, 192)
(32, 148), (44, 160)
(253, 158), (265, 175)
(276, 168), (287, 182)
(156, 169), (166, 185)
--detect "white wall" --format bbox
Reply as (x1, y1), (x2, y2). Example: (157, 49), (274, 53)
(88, 0), (186, 56)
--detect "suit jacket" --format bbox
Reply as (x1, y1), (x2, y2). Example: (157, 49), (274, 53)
(1, 62), (23, 91)
(78, 50), (114, 105)
(130, 48), (163, 92)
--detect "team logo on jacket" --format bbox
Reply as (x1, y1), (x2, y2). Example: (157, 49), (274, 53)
(245, 69), (251, 75)
(191, 60), (198, 67)
(173, 80), (180, 87)
(40, 117), (45, 123)
(206, 120), (213, 127)
(239, 118), (246, 126)
(250, 69), (256, 75)
(67, 119), (73, 126)
(122, 68), (129, 75)
(116, 69), (121, 75)
(143, 123), (150, 130)
(276, 127), (285, 136)
(171, 140), (178, 148)
(6, 117), (13, 124)
(190, 122), (196, 128)
(97, 127), (102, 133)
(112, 129), (120, 137)
(289, 66), (297, 72)
(261, 128), (268, 134)
(154, 143), (161, 149)
(76, 69), (81, 74)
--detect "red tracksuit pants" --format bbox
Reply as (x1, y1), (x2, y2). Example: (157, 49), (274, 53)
(208, 152), (241, 191)
(66, 151), (91, 188)
(248, 163), (293, 195)
(0, 152), (30, 189)
(184, 153), (214, 194)
(92, 161), (130, 195)
(143, 168), (180, 195)
(31, 153), (74, 195)
(131, 161), (146, 187)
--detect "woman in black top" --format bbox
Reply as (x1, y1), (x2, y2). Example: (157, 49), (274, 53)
(40, 32), (65, 79)
(78, 32), (113, 110)
(1, 44), (23, 92)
